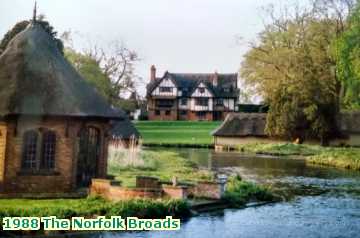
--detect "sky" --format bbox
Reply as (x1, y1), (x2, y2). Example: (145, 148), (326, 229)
(0, 0), (288, 97)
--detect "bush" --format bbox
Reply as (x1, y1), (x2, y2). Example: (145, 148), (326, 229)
(0, 197), (191, 222)
(223, 176), (274, 207)
(238, 143), (323, 156)
(308, 148), (360, 170)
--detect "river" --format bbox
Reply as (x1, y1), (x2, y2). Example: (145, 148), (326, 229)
(89, 148), (360, 238)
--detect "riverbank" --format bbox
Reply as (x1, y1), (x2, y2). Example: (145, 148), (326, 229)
(0, 149), (275, 236)
(135, 121), (220, 147)
(237, 143), (360, 171)
(236, 143), (324, 156)
(108, 149), (275, 204)
(308, 148), (360, 170)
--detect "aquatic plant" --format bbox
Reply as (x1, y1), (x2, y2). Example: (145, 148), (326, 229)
(308, 148), (360, 170)
(223, 176), (274, 207)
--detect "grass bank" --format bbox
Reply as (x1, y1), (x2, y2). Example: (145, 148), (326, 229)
(108, 149), (276, 204)
(108, 149), (213, 187)
(308, 148), (360, 170)
(0, 149), (276, 236)
(237, 143), (324, 156)
(237, 142), (360, 171)
(135, 121), (221, 147)
(0, 197), (190, 236)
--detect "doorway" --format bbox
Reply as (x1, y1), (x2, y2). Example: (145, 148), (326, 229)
(76, 126), (101, 187)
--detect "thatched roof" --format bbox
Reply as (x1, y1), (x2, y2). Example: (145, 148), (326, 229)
(212, 113), (267, 137)
(213, 112), (360, 138)
(110, 119), (140, 140)
(0, 22), (125, 119)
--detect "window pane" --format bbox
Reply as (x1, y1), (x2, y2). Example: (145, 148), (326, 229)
(41, 131), (56, 169)
(22, 131), (38, 169)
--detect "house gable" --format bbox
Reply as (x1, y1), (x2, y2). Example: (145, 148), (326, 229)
(191, 82), (213, 98)
(151, 76), (177, 97)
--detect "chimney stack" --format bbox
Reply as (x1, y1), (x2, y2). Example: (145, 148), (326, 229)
(213, 71), (218, 87)
(150, 65), (156, 81)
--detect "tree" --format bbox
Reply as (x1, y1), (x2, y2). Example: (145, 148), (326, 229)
(65, 47), (113, 101)
(241, 5), (340, 144)
(63, 35), (141, 110)
(0, 15), (64, 55)
(83, 42), (140, 105)
(334, 2), (360, 109)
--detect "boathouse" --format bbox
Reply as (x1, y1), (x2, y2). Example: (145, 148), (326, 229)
(212, 112), (360, 149)
(0, 16), (125, 195)
(110, 119), (141, 148)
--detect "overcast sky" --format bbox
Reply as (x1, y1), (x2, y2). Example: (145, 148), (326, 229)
(1, 0), (290, 96)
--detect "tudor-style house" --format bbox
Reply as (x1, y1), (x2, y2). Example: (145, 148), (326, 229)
(146, 66), (240, 121)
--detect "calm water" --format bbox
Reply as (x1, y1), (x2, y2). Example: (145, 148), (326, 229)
(91, 148), (360, 238)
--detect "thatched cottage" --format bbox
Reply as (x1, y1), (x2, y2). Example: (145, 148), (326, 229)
(212, 113), (269, 149)
(0, 18), (125, 195)
(212, 112), (360, 149)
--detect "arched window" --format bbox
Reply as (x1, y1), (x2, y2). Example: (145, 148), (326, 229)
(21, 129), (57, 172)
(22, 130), (38, 169)
(41, 131), (56, 169)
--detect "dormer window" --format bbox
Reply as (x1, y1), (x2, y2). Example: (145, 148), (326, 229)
(160, 87), (173, 93)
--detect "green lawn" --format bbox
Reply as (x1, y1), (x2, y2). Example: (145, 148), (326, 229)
(108, 150), (213, 187)
(135, 121), (221, 146)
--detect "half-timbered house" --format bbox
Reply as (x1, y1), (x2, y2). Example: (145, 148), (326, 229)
(146, 66), (239, 121)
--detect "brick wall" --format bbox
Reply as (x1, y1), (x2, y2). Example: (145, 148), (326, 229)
(91, 178), (225, 201)
(0, 122), (7, 192)
(189, 182), (222, 200)
(90, 179), (162, 201)
(2, 117), (110, 195)
(136, 176), (161, 189)
(188, 111), (213, 121)
(148, 110), (178, 121)
(162, 185), (188, 199)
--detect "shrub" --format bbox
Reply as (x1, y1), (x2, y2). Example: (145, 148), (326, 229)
(223, 176), (274, 207)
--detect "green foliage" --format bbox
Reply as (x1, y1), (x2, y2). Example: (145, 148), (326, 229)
(334, 3), (360, 109)
(223, 176), (274, 207)
(308, 148), (360, 170)
(64, 48), (113, 102)
(108, 150), (213, 187)
(0, 19), (64, 55)
(135, 121), (221, 146)
(116, 98), (138, 113)
(238, 143), (324, 156)
(0, 197), (190, 221)
(242, 17), (339, 142)
(236, 142), (360, 171)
